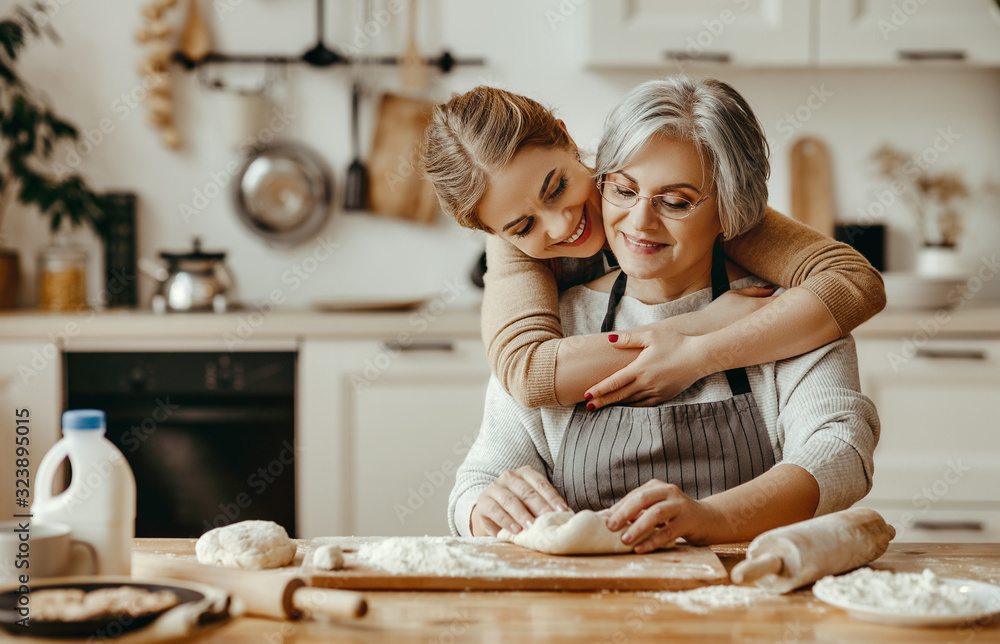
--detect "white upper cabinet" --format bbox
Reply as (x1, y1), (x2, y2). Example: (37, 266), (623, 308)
(588, 1), (812, 67)
(588, 0), (1000, 67)
(817, 0), (1000, 66)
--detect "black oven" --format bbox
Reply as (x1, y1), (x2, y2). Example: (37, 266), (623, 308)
(65, 351), (296, 538)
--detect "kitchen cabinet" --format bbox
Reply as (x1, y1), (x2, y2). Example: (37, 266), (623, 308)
(817, 0), (1000, 66)
(587, 1), (811, 67)
(854, 337), (1000, 542)
(0, 341), (63, 522)
(298, 337), (490, 539)
(587, 0), (1000, 67)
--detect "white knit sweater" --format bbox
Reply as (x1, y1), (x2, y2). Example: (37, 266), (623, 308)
(449, 275), (881, 537)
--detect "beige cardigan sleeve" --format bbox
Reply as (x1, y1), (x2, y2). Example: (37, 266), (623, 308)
(481, 207), (887, 408)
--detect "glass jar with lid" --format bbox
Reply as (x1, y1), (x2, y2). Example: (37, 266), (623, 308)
(37, 244), (88, 312)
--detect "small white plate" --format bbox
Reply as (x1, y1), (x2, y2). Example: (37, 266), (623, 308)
(813, 577), (1000, 627)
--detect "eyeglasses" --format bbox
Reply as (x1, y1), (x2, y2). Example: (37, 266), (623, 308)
(597, 181), (715, 220)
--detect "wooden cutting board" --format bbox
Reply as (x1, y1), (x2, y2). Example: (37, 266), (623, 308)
(367, 93), (439, 224)
(789, 136), (835, 237)
(302, 536), (729, 591)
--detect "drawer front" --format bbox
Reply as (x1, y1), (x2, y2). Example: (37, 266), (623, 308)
(855, 339), (1000, 503)
(861, 504), (1000, 543)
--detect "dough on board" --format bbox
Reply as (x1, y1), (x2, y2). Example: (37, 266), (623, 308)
(313, 544), (345, 571)
(196, 520), (296, 569)
(497, 510), (675, 555)
(31, 587), (180, 622)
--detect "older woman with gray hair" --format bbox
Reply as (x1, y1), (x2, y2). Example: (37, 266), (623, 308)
(448, 77), (879, 548)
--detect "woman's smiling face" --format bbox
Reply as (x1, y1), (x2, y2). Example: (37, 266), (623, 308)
(477, 144), (606, 260)
(602, 134), (723, 284)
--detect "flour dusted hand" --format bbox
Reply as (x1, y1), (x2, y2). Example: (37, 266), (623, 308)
(498, 510), (674, 555)
(196, 520), (296, 569)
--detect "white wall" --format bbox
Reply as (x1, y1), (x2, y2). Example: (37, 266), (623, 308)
(7, 0), (1000, 309)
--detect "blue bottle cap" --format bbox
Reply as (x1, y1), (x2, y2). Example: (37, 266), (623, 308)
(62, 409), (106, 431)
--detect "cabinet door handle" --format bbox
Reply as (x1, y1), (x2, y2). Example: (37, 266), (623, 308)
(912, 520), (984, 531)
(383, 341), (455, 353)
(914, 348), (987, 361)
(664, 51), (731, 63)
(898, 50), (966, 61)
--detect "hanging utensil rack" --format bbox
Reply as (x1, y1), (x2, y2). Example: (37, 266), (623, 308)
(171, 0), (483, 73)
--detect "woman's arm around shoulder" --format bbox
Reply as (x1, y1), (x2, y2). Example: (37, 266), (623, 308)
(723, 206), (887, 334)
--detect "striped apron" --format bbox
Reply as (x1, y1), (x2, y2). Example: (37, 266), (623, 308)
(550, 241), (777, 511)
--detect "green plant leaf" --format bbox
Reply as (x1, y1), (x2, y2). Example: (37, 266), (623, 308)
(0, 19), (24, 60)
(43, 110), (76, 139)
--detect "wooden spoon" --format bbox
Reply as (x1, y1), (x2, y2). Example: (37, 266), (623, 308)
(790, 136), (835, 237)
(399, 0), (427, 90)
(178, 0), (211, 62)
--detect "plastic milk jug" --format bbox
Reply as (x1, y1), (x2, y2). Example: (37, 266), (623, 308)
(32, 409), (137, 575)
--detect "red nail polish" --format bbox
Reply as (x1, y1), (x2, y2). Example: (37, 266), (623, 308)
(586, 403), (595, 411)
(608, 334), (618, 343)
(584, 393), (593, 401)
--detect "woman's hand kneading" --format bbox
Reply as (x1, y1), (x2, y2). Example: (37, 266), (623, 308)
(470, 466), (570, 537)
(605, 480), (725, 551)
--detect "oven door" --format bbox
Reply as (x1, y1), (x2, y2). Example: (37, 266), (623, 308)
(66, 351), (296, 538)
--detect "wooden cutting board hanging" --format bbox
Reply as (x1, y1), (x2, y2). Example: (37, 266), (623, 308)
(789, 136), (835, 237)
(367, 93), (439, 224)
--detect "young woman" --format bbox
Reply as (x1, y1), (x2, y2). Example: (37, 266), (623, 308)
(422, 83), (885, 412)
(447, 77), (878, 545)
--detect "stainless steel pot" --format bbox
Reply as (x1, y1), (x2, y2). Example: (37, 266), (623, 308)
(151, 238), (236, 313)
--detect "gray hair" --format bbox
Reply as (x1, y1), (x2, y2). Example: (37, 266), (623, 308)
(595, 76), (769, 238)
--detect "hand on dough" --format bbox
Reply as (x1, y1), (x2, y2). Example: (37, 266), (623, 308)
(605, 480), (722, 552)
(471, 466), (571, 537)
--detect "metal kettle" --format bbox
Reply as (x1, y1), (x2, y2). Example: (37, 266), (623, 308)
(151, 238), (237, 313)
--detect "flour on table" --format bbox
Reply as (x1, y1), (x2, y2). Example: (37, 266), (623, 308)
(196, 520), (296, 570)
(647, 585), (774, 614)
(357, 537), (499, 576)
(813, 568), (982, 615)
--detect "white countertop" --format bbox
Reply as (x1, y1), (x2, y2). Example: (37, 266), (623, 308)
(0, 306), (484, 346)
(0, 303), (996, 345)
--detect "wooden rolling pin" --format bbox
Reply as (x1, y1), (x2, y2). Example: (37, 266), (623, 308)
(132, 554), (367, 620)
(730, 507), (896, 594)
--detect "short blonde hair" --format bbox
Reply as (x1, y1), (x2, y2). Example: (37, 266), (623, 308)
(596, 76), (770, 239)
(421, 86), (574, 232)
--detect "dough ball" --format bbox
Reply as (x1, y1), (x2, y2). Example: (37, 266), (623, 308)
(196, 520), (296, 569)
(313, 545), (345, 571)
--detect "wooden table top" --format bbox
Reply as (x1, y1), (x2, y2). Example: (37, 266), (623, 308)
(129, 539), (1000, 643)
